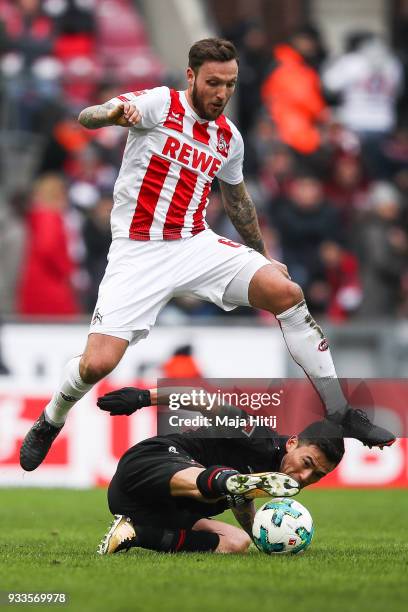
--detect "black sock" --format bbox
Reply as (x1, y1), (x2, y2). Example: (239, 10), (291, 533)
(196, 465), (239, 499)
(132, 525), (219, 553)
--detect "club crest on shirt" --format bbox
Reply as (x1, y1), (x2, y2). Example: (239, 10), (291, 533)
(217, 131), (230, 156)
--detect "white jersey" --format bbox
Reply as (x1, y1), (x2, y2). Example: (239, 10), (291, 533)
(109, 86), (244, 241)
(323, 44), (403, 133)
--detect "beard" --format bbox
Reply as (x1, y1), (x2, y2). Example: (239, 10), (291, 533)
(192, 82), (225, 121)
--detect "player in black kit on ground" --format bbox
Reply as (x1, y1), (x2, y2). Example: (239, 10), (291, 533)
(96, 386), (344, 555)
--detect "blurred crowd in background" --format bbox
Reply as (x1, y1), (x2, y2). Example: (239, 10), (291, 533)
(0, 0), (408, 324)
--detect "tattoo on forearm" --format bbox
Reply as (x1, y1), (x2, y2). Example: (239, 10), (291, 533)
(220, 181), (266, 255)
(233, 502), (256, 537)
(78, 102), (116, 129)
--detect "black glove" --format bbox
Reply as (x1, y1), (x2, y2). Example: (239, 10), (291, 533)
(97, 387), (151, 416)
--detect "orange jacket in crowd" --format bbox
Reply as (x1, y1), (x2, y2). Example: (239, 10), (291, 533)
(261, 44), (327, 154)
(162, 354), (202, 379)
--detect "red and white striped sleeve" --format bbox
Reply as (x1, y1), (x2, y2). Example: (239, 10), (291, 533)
(216, 124), (244, 185)
(107, 86), (170, 129)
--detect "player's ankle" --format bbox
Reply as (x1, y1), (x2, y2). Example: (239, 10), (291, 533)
(44, 407), (65, 428)
(196, 466), (239, 499)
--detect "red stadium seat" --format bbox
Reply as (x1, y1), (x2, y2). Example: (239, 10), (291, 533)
(96, 0), (149, 48)
(95, 0), (165, 89)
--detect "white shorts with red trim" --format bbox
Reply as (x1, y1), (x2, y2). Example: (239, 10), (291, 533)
(89, 229), (268, 345)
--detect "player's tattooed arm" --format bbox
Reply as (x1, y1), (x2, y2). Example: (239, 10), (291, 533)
(152, 388), (246, 421)
(153, 388), (247, 420)
(97, 385), (247, 419)
(219, 180), (267, 257)
(78, 100), (142, 129)
(230, 499), (256, 539)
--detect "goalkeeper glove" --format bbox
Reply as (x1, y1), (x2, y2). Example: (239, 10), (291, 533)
(97, 387), (151, 416)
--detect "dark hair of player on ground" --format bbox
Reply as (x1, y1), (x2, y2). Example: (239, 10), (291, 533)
(188, 38), (239, 74)
(297, 420), (345, 466)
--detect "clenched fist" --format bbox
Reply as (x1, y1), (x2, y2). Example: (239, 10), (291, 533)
(97, 387), (151, 416)
(108, 102), (142, 127)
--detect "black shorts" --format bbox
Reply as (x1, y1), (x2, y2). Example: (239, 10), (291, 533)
(108, 437), (228, 529)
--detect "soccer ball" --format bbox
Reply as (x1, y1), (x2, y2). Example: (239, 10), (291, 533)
(252, 498), (314, 555)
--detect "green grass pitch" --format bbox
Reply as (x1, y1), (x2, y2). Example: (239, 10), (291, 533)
(1, 488), (407, 612)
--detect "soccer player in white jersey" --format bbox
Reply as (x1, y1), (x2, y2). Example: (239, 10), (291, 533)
(20, 38), (394, 471)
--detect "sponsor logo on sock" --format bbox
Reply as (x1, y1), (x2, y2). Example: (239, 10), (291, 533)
(318, 339), (329, 352)
(60, 392), (78, 402)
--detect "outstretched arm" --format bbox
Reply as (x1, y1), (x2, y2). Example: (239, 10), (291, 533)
(78, 100), (142, 129)
(219, 180), (267, 257)
(219, 179), (289, 277)
(230, 499), (256, 538)
(97, 386), (245, 419)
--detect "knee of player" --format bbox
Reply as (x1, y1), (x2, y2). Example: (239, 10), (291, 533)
(264, 279), (303, 314)
(283, 280), (304, 309)
(221, 531), (251, 554)
(79, 356), (113, 384)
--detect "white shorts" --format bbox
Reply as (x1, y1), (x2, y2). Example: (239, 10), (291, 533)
(89, 229), (269, 344)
